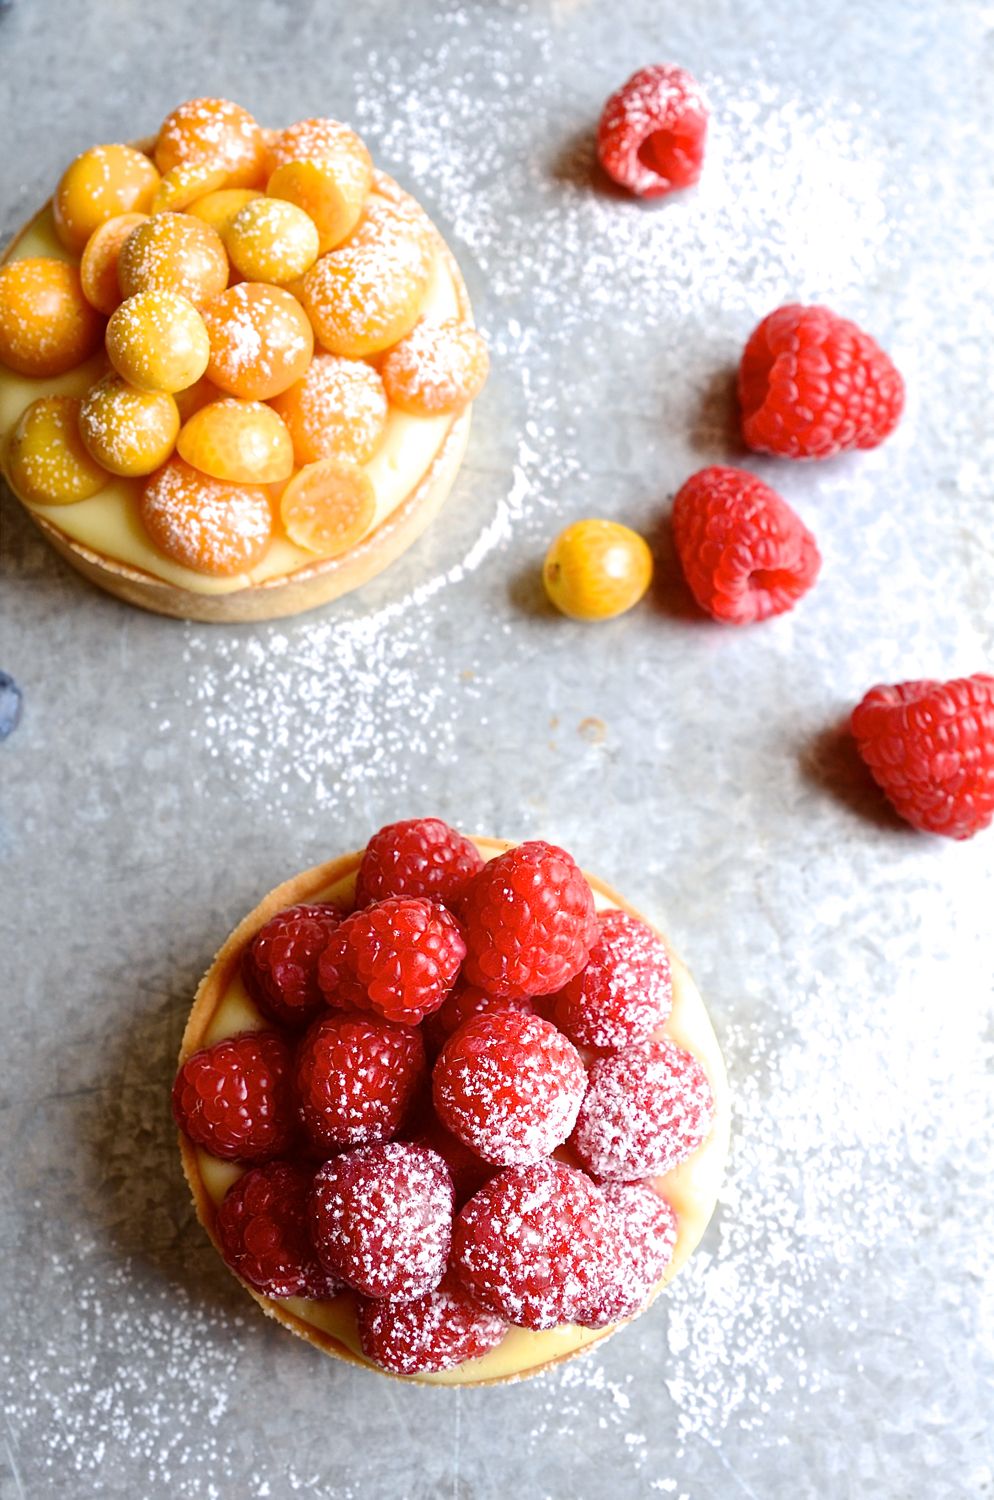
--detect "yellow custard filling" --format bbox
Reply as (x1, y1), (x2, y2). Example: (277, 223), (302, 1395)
(187, 849), (730, 1385)
(0, 204), (459, 596)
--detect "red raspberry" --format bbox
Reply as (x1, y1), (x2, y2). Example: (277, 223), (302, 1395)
(597, 64), (708, 199)
(547, 909), (672, 1050)
(575, 1181), (678, 1328)
(421, 981), (536, 1060)
(458, 841), (598, 1000)
(672, 465), (821, 625)
(738, 303), (905, 459)
(241, 902), (343, 1030)
(433, 1010), (587, 1166)
(215, 1161), (344, 1300)
(171, 1031), (296, 1162)
(318, 897), (465, 1025)
(571, 1038), (715, 1180)
(295, 1011), (426, 1151)
(850, 674), (994, 839)
(354, 818), (484, 908)
(451, 1160), (618, 1330)
(356, 1270), (508, 1375)
(403, 1106), (498, 1209)
(311, 1143), (454, 1300)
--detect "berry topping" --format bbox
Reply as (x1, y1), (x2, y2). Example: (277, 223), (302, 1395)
(311, 1142), (454, 1299)
(295, 1011), (426, 1151)
(402, 1106), (498, 1209)
(354, 818), (484, 909)
(270, 352), (389, 467)
(139, 458), (272, 577)
(542, 519), (654, 621)
(380, 318), (490, 416)
(7, 397), (109, 506)
(319, 897), (466, 1025)
(433, 1010), (587, 1167)
(548, 908), (673, 1050)
(241, 902), (344, 1029)
(171, 1031), (296, 1162)
(597, 64), (708, 199)
(671, 465), (821, 624)
(421, 981), (536, 1061)
(215, 1160), (344, 1300)
(571, 1038), (715, 1181)
(850, 674), (994, 839)
(738, 303), (905, 459)
(356, 1270), (508, 1375)
(458, 841), (598, 1000)
(575, 1180), (678, 1328)
(155, 98), (268, 191)
(0, 258), (105, 378)
(451, 1160), (617, 1330)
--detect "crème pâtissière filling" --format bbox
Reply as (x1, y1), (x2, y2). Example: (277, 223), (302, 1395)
(174, 827), (730, 1386)
(0, 98), (487, 599)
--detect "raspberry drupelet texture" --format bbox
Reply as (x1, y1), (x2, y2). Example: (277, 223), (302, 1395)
(576, 1180), (679, 1327)
(354, 818), (484, 909)
(597, 64), (708, 199)
(458, 841), (598, 1000)
(421, 981), (536, 1061)
(318, 896), (466, 1025)
(451, 1160), (619, 1330)
(311, 1142), (454, 1299)
(850, 674), (994, 839)
(241, 902), (343, 1030)
(433, 1010), (587, 1166)
(356, 1270), (508, 1375)
(738, 304), (905, 459)
(672, 465), (821, 625)
(571, 1037), (715, 1181)
(295, 1011), (426, 1151)
(215, 1161), (344, 1300)
(547, 908), (673, 1050)
(172, 1031), (296, 1162)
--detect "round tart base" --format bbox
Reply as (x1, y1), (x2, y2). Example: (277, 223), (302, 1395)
(177, 839), (731, 1386)
(2, 172), (476, 623)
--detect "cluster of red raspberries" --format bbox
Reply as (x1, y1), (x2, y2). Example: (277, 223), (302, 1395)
(172, 818), (715, 1375)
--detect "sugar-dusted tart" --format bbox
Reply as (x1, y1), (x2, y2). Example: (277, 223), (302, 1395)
(0, 99), (487, 622)
(173, 823), (730, 1386)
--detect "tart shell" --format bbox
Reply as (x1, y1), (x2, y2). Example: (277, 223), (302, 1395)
(177, 838), (731, 1387)
(1, 168), (476, 623)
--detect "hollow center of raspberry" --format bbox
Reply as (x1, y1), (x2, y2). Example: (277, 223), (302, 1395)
(749, 567), (798, 594)
(637, 130), (696, 185)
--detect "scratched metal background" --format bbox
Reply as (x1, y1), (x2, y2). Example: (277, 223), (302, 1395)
(2, 2), (992, 1497)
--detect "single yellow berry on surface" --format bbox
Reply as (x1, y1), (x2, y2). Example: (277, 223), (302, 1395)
(542, 519), (653, 621)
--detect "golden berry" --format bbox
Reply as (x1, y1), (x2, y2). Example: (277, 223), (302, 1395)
(265, 118), (372, 251)
(177, 398), (293, 484)
(150, 161), (229, 214)
(155, 98), (268, 190)
(543, 520), (653, 620)
(279, 458), (376, 555)
(223, 197), (320, 284)
(78, 373), (180, 477)
(380, 318), (489, 415)
(53, 144), (160, 255)
(106, 289), (211, 394)
(269, 352), (387, 465)
(79, 212), (148, 316)
(140, 456), (272, 574)
(187, 188), (262, 237)
(117, 213), (229, 306)
(201, 282), (313, 400)
(6, 396), (109, 505)
(0, 258), (105, 377)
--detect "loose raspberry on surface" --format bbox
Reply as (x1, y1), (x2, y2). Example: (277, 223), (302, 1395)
(421, 981), (536, 1060)
(458, 841), (598, 1000)
(311, 1142), (454, 1300)
(575, 1180), (678, 1328)
(451, 1160), (618, 1330)
(597, 64), (708, 199)
(547, 908), (673, 1050)
(318, 896), (466, 1025)
(356, 1270), (508, 1375)
(433, 1010), (587, 1166)
(571, 1038), (715, 1181)
(172, 1031), (296, 1162)
(850, 674), (994, 839)
(354, 818), (484, 908)
(241, 902), (343, 1030)
(215, 1160), (344, 1301)
(295, 1011), (426, 1151)
(672, 465), (821, 624)
(738, 303), (905, 459)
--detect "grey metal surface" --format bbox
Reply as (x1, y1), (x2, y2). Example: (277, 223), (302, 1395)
(2, 1), (992, 1496)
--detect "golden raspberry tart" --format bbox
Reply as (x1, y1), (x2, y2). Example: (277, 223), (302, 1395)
(173, 819), (730, 1386)
(0, 98), (487, 622)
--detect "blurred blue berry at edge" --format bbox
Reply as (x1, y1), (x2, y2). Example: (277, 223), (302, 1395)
(0, 672), (23, 739)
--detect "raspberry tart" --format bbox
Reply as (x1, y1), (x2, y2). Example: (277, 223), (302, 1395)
(0, 98), (487, 622)
(173, 820), (730, 1385)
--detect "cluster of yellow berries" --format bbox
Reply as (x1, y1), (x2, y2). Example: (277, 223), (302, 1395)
(0, 98), (488, 576)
